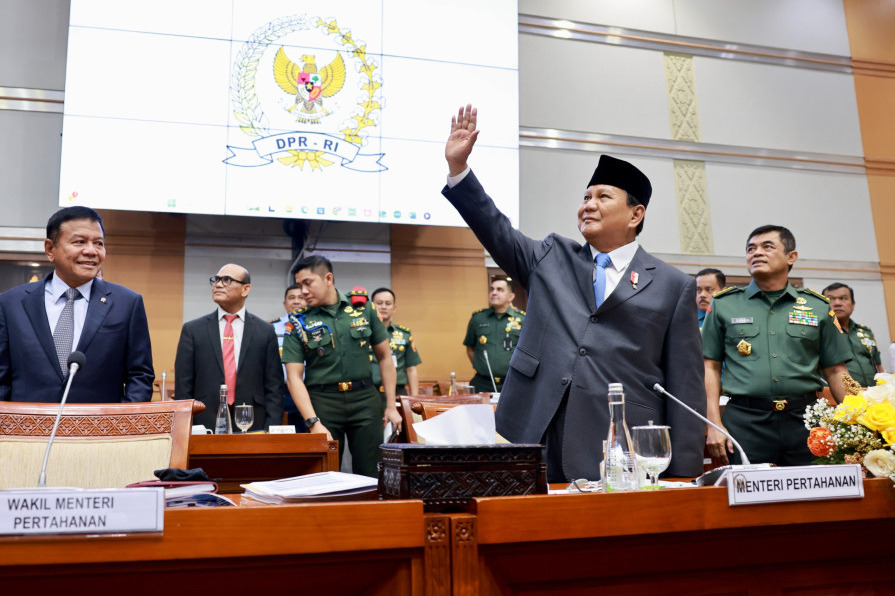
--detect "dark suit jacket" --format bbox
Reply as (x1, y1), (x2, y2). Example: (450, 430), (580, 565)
(174, 311), (283, 431)
(0, 273), (154, 402)
(443, 171), (706, 479)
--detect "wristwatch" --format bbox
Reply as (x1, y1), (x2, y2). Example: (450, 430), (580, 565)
(304, 416), (320, 429)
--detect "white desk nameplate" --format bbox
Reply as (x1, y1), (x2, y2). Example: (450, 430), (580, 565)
(726, 464), (864, 506)
(269, 425), (297, 434)
(0, 487), (165, 536)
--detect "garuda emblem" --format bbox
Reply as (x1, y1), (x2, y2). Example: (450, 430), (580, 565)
(273, 47), (346, 123)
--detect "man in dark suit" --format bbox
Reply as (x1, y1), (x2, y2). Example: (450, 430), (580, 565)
(443, 105), (706, 482)
(174, 263), (283, 431)
(0, 206), (154, 402)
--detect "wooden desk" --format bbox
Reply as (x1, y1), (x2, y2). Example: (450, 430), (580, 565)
(458, 478), (895, 595)
(187, 433), (339, 493)
(1, 479), (893, 595)
(0, 500), (426, 595)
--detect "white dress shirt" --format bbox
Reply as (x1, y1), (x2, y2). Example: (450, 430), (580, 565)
(45, 274), (93, 350)
(589, 241), (639, 303)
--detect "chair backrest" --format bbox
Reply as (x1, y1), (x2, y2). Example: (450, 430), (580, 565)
(419, 399), (496, 421)
(398, 394), (492, 443)
(0, 400), (198, 489)
(416, 381), (442, 396)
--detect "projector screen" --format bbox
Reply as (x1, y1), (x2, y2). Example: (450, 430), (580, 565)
(59, 0), (519, 228)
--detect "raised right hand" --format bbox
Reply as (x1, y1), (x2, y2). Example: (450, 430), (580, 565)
(445, 104), (480, 177)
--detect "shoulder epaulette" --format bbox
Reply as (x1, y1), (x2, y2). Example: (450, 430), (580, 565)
(294, 306), (308, 315)
(395, 323), (412, 333)
(799, 287), (829, 302)
(514, 308), (526, 316)
(267, 317), (280, 324)
(712, 286), (742, 299)
(472, 307), (489, 314)
(855, 322), (872, 331)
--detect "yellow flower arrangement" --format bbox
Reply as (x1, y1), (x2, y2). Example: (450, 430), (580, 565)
(804, 373), (895, 480)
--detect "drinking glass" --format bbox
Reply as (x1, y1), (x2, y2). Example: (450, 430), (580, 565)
(234, 404), (254, 433)
(631, 421), (671, 489)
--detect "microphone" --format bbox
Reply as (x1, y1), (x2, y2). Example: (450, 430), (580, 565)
(482, 351), (499, 393)
(646, 379), (761, 486)
(37, 351), (87, 487)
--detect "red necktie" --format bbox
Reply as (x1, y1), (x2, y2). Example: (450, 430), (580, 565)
(223, 314), (238, 405)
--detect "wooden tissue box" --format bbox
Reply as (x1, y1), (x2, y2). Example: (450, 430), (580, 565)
(378, 443), (547, 511)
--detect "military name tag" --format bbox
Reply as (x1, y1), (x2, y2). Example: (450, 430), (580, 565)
(731, 317), (753, 324)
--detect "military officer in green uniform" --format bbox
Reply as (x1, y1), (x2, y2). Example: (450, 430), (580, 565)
(463, 278), (525, 393)
(822, 282), (884, 387)
(283, 256), (401, 477)
(369, 287), (422, 396)
(702, 225), (851, 466)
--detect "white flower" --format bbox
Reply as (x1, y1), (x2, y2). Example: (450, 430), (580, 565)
(862, 381), (895, 405)
(863, 449), (895, 478)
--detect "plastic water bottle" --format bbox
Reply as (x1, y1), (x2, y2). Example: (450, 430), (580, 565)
(603, 383), (637, 491)
(215, 384), (232, 434)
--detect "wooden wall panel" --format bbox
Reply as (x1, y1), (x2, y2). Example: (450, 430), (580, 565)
(390, 224), (488, 390)
(97, 210), (186, 386)
(842, 0), (895, 64)
(843, 0), (895, 336)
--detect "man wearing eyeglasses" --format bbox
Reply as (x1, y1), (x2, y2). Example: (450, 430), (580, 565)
(174, 263), (283, 431)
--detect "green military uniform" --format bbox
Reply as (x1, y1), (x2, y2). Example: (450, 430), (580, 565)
(282, 290), (389, 477)
(702, 282), (852, 465)
(371, 322), (422, 396)
(841, 320), (882, 388)
(463, 306), (525, 393)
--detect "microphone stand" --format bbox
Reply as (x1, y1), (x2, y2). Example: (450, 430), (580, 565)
(37, 359), (83, 487)
(650, 382), (764, 486)
(483, 351), (499, 393)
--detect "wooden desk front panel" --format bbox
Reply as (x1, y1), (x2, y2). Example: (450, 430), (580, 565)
(0, 500), (426, 595)
(187, 433), (340, 493)
(470, 479), (895, 595)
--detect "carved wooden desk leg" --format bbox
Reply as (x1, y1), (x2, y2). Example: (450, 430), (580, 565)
(425, 513), (451, 596)
(451, 514), (478, 596)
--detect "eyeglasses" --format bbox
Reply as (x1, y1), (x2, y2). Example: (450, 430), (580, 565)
(209, 275), (249, 287)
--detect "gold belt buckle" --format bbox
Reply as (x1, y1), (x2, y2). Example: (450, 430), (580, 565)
(773, 399), (787, 411)
(338, 381), (352, 392)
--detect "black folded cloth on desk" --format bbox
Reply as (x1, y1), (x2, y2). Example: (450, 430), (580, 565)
(154, 467), (213, 482)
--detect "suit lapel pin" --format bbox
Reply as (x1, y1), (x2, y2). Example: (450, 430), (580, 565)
(630, 271), (639, 290)
(101, 297), (107, 303)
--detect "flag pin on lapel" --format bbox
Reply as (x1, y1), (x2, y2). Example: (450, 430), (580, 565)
(630, 271), (639, 290)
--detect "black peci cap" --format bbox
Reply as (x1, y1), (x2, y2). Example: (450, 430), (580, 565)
(586, 155), (652, 207)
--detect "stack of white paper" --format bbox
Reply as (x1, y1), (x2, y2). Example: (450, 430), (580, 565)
(241, 472), (378, 503)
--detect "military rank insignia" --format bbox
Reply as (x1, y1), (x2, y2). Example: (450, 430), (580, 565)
(479, 335), (487, 345)
(737, 339), (752, 356)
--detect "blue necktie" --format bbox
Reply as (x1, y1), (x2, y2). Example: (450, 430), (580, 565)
(593, 253), (611, 309)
